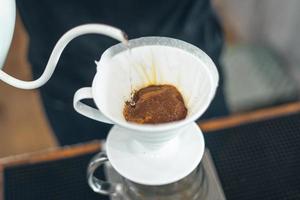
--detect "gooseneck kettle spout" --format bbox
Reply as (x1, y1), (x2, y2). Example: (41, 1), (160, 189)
(0, 24), (128, 89)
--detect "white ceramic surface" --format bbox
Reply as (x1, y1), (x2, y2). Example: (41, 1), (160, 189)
(0, 0), (16, 68)
(92, 37), (218, 130)
(106, 122), (205, 185)
(74, 37), (218, 149)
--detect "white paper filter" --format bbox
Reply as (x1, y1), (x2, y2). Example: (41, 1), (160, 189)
(94, 37), (219, 126)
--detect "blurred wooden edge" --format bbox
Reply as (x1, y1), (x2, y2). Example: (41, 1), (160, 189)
(199, 101), (300, 132)
(0, 140), (101, 200)
(0, 141), (100, 168)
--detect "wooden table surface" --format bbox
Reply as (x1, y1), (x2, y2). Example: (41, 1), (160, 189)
(200, 101), (300, 132)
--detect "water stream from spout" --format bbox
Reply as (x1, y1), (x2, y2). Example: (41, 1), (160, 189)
(123, 40), (137, 107)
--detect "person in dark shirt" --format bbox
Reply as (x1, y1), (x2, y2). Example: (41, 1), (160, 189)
(16, 0), (228, 145)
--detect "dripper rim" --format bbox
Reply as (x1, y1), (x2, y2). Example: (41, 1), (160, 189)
(93, 36), (219, 132)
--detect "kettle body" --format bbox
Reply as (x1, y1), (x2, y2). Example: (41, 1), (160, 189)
(0, 0), (16, 68)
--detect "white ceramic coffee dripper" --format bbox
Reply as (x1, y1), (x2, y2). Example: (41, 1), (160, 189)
(74, 36), (219, 149)
(0, 21), (219, 197)
(77, 36), (219, 195)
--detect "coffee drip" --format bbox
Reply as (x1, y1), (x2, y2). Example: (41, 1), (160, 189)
(125, 44), (136, 106)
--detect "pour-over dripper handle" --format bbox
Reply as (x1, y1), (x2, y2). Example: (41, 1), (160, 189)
(74, 87), (113, 124)
(87, 152), (122, 196)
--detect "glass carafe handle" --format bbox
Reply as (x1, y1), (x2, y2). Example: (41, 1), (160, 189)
(87, 152), (122, 196)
